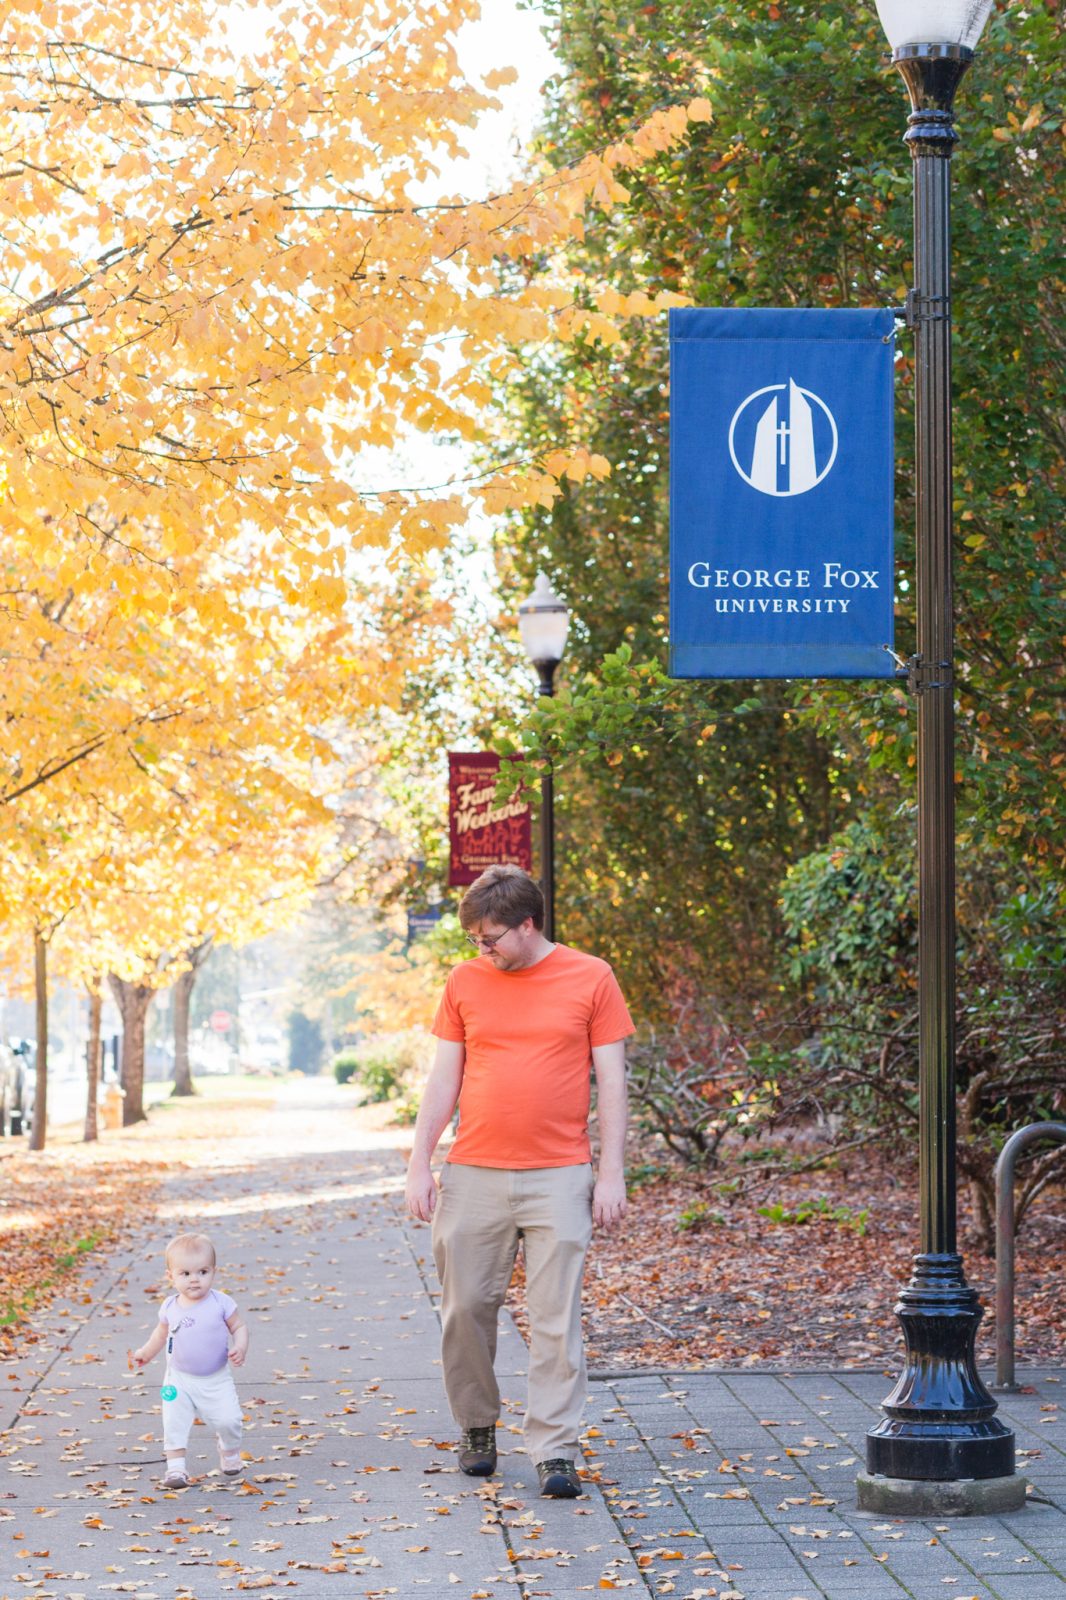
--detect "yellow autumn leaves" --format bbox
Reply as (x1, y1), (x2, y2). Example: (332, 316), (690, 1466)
(0, 0), (710, 992)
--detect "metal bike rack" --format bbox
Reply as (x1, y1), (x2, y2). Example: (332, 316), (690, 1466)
(993, 1121), (1066, 1391)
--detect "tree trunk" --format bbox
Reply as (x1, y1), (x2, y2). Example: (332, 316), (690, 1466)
(108, 976), (153, 1125)
(172, 967), (196, 1096)
(29, 931), (48, 1152)
(84, 985), (102, 1142)
(322, 995), (335, 1063)
(171, 938), (212, 1098)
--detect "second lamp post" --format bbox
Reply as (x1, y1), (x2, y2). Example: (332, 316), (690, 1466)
(518, 572), (570, 942)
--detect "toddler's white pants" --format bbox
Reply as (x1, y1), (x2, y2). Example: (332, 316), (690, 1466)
(162, 1365), (242, 1455)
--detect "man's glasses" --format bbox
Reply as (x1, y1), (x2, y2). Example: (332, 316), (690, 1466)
(466, 928), (512, 950)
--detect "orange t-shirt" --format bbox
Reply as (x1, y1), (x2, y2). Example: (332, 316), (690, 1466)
(432, 943), (634, 1169)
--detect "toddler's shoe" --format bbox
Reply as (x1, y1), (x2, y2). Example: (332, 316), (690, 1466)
(220, 1448), (243, 1478)
(163, 1466), (188, 1490)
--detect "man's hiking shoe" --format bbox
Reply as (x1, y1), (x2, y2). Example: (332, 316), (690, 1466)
(458, 1425), (498, 1475)
(536, 1458), (581, 1498)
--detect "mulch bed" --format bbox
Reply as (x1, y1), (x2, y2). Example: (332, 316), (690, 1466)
(507, 1148), (1065, 1372)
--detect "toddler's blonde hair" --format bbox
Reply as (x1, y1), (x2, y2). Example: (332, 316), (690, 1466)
(165, 1232), (216, 1268)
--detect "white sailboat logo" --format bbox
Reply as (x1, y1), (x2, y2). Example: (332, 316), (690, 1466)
(728, 379), (838, 497)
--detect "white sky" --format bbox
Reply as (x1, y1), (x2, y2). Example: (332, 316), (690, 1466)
(347, 2), (560, 576)
(225, 3), (562, 597)
(452, 2), (558, 195)
(222, 0), (557, 196)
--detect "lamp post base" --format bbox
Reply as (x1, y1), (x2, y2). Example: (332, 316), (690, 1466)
(866, 1254), (1016, 1483)
(857, 1471), (1028, 1518)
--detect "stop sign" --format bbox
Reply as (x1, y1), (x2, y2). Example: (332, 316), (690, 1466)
(210, 1009), (232, 1033)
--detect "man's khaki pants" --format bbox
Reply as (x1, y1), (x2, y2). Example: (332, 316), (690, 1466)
(431, 1162), (594, 1464)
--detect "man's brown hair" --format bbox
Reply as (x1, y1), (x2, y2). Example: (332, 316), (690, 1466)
(459, 865), (544, 932)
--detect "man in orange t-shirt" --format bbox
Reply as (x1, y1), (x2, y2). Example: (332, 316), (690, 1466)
(405, 865), (632, 1499)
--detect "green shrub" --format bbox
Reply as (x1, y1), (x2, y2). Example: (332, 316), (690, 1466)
(390, 1088), (422, 1127)
(627, 999), (772, 1169)
(676, 1201), (725, 1233)
(757, 1197), (869, 1236)
(334, 1031), (431, 1109)
(357, 1053), (402, 1103)
(332, 1051), (360, 1086)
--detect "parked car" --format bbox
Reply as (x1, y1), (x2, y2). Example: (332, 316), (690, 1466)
(0, 1038), (30, 1137)
(144, 1042), (176, 1083)
(10, 1039), (35, 1132)
(240, 1026), (286, 1075)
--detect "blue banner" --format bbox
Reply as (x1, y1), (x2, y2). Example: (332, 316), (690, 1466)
(407, 906), (444, 943)
(669, 308), (896, 679)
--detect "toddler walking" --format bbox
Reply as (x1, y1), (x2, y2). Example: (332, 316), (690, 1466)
(131, 1231), (248, 1489)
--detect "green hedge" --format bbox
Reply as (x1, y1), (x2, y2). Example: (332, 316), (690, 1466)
(330, 1032), (429, 1105)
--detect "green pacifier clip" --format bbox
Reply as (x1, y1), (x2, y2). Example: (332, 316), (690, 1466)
(162, 1330), (178, 1400)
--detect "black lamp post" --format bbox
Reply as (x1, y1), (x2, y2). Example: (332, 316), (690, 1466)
(518, 572), (570, 942)
(857, 0), (1023, 1516)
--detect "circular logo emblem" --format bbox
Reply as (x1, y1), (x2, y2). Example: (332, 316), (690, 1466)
(728, 378), (838, 498)
(160, 1384), (178, 1402)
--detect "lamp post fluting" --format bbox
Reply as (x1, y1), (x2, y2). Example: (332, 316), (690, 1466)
(518, 573), (570, 943)
(858, 0), (1021, 1514)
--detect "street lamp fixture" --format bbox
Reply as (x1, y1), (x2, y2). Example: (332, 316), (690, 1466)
(519, 571), (570, 693)
(518, 572), (570, 941)
(858, 0), (1024, 1515)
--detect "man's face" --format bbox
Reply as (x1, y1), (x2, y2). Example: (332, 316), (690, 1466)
(469, 917), (534, 971)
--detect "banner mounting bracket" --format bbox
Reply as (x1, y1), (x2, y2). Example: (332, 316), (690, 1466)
(902, 288), (950, 328)
(905, 655), (953, 695)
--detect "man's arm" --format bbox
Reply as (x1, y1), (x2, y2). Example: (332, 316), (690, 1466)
(591, 1039), (628, 1227)
(404, 1038), (466, 1222)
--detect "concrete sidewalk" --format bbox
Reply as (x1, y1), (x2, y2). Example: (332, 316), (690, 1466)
(582, 1368), (1064, 1599)
(1, 1079), (1062, 1600)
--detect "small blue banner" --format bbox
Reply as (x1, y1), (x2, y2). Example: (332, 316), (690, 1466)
(669, 308), (896, 679)
(407, 906), (443, 943)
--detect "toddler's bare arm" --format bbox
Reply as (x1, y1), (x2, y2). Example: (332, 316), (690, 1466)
(226, 1309), (249, 1367)
(131, 1323), (167, 1368)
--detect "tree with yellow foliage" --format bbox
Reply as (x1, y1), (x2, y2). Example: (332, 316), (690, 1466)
(0, 678), (334, 1135)
(1, 0), (704, 646)
(0, 0), (709, 1128)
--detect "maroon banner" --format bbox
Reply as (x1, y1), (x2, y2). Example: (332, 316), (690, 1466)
(448, 752), (532, 888)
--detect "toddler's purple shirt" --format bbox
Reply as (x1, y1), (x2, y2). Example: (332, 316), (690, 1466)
(159, 1289), (237, 1376)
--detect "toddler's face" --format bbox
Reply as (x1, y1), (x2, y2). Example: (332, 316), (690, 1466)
(168, 1249), (216, 1300)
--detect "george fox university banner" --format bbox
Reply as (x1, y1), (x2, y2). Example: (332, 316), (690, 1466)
(670, 307), (896, 679)
(448, 753), (532, 888)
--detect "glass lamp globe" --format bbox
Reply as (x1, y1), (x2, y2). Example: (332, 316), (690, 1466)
(875, 0), (993, 50)
(518, 572), (570, 666)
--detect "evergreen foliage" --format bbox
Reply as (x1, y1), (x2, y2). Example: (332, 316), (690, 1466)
(497, 0), (1064, 1195)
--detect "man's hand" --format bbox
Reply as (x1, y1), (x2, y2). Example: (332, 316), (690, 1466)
(593, 1170), (627, 1227)
(406, 1161), (438, 1223)
(403, 1039), (463, 1223)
